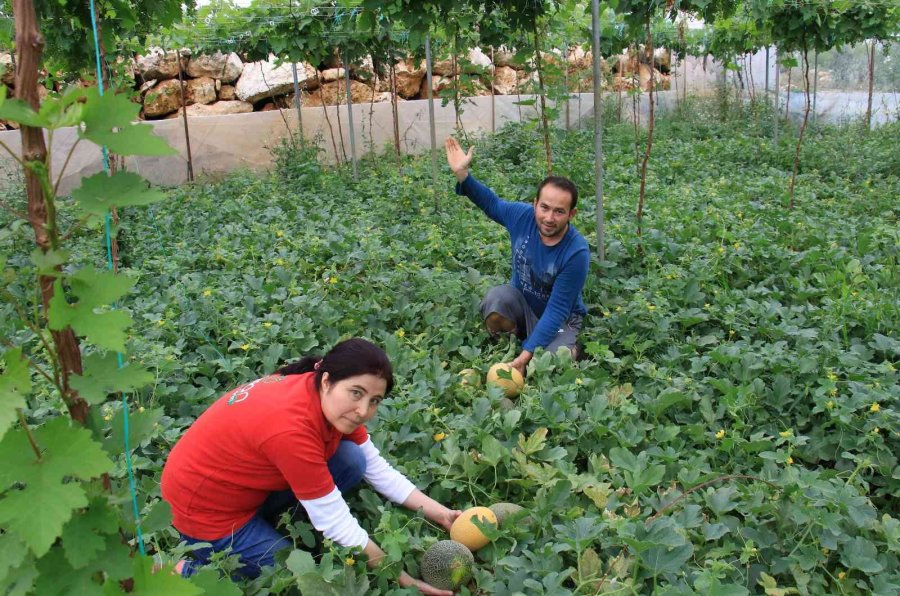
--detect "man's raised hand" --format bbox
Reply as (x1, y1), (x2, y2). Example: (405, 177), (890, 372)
(445, 137), (474, 183)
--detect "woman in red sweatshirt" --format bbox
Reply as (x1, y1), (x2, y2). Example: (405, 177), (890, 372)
(162, 338), (460, 594)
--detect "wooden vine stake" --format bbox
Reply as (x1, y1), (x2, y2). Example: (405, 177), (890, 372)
(13, 0), (87, 424)
(635, 15), (655, 245)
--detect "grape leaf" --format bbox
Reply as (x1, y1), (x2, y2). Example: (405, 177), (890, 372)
(72, 171), (168, 219)
(0, 418), (113, 556)
(0, 348), (31, 439)
(70, 353), (153, 405)
(61, 498), (118, 569)
(79, 89), (176, 157)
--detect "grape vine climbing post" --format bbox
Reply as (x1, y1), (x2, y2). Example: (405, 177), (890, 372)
(591, 0), (605, 263)
(340, 50), (358, 179)
(426, 34), (438, 194)
(291, 62), (304, 139)
(774, 48), (780, 143)
(812, 50), (818, 123)
(176, 50), (194, 182)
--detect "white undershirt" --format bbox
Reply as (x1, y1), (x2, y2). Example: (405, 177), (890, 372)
(298, 437), (417, 548)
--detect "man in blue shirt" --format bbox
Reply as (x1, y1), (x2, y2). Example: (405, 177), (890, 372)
(445, 137), (590, 376)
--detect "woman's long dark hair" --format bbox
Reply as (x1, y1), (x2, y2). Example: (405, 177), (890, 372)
(277, 337), (394, 394)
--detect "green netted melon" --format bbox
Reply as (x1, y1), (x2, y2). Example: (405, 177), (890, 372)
(489, 502), (526, 526)
(421, 540), (475, 590)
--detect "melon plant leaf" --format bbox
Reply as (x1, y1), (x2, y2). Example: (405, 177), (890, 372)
(72, 171), (168, 219)
(60, 498), (118, 569)
(79, 88), (176, 157)
(706, 486), (740, 516)
(0, 348), (31, 439)
(103, 406), (164, 457)
(189, 569), (242, 596)
(0, 418), (113, 557)
(0, 555), (37, 596)
(138, 499), (173, 535)
(286, 549), (316, 576)
(840, 537), (883, 573)
(70, 353), (154, 405)
(640, 543), (694, 575)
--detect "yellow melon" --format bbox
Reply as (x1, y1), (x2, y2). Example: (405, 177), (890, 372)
(486, 363), (524, 397)
(449, 506), (497, 551)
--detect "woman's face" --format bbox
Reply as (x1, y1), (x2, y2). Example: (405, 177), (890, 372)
(320, 372), (387, 434)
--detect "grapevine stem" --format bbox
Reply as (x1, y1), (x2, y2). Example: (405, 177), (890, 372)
(17, 409), (42, 461)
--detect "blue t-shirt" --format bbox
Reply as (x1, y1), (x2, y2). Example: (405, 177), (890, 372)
(456, 175), (589, 352)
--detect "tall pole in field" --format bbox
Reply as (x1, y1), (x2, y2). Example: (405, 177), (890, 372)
(426, 34), (438, 197)
(591, 0), (605, 263)
(291, 63), (304, 139)
(340, 49), (358, 179)
(812, 50), (818, 123)
(765, 47), (770, 94)
(774, 47), (780, 144)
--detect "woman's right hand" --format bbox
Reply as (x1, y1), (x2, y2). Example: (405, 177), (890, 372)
(399, 571), (455, 595)
(444, 137), (473, 182)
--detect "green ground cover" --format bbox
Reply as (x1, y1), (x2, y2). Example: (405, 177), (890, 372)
(2, 100), (898, 594)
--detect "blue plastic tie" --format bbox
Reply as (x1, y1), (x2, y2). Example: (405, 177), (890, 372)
(88, 0), (145, 557)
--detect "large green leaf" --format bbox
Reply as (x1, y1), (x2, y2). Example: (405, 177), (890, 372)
(29, 248), (70, 276)
(0, 349), (31, 439)
(47, 270), (136, 352)
(0, 533), (28, 585)
(0, 98), (49, 128)
(34, 546), (104, 596)
(104, 555), (202, 596)
(0, 418), (113, 556)
(70, 353), (153, 405)
(189, 569), (242, 596)
(103, 406), (164, 457)
(840, 537), (883, 573)
(71, 171), (168, 219)
(79, 89), (176, 157)
(60, 498), (118, 569)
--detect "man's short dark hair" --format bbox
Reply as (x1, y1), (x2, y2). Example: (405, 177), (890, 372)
(536, 176), (578, 211)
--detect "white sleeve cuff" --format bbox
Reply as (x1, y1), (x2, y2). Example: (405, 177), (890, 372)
(299, 487), (369, 549)
(360, 438), (417, 504)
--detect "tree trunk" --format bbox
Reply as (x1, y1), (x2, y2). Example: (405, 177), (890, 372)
(14, 0), (87, 425)
(788, 49), (811, 210)
(532, 19), (552, 174)
(636, 17), (655, 242)
(425, 34), (438, 197)
(490, 47), (496, 132)
(564, 41), (570, 130)
(774, 47), (780, 143)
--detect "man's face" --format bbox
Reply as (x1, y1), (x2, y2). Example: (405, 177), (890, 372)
(533, 184), (576, 242)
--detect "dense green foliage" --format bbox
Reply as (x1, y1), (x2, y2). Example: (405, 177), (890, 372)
(3, 99), (897, 593)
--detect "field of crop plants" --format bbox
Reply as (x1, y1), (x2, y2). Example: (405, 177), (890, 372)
(1, 97), (898, 594)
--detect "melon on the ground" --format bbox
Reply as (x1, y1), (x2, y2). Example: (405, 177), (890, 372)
(450, 506), (497, 551)
(489, 502), (524, 526)
(458, 368), (481, 387)
(421, 540), (475, 590)
(486, 363), (524, 397)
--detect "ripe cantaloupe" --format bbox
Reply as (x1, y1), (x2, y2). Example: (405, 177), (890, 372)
(421, 540), (474, 590)
(450, 506), (497, 551)
(486, 363), (524, 397)
(489, 502), (524, 526)
(458, 368), (481, 387)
